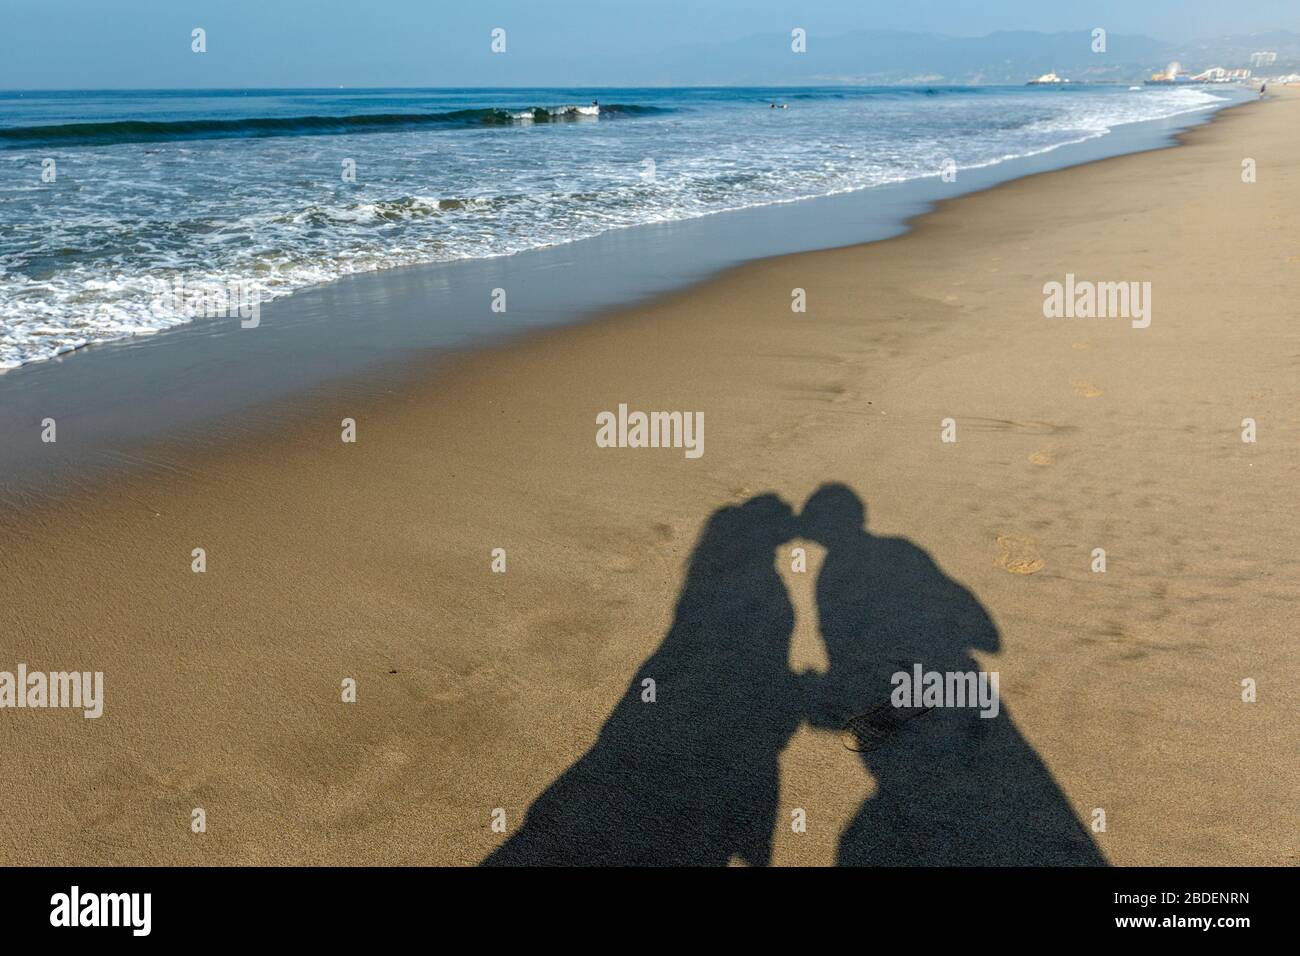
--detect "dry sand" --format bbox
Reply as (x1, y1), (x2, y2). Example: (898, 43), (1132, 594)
(1, 90), (1297, 866)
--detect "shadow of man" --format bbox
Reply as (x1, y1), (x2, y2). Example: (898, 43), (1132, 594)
(484, 493), (803, 866)
(801, 483), (1107, 865)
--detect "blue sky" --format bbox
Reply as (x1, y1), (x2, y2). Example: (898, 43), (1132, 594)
(2, 0), (1297, 89)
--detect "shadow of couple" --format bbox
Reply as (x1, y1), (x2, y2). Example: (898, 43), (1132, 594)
(484, 483), (1106, 866)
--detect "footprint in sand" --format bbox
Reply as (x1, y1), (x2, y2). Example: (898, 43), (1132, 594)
(1028, 450), (1054, 466)
(1070, 340), (1092, 351)
(995, 534), (1046, 575)
(841, 702), (934, 752)
(1071, 379), (1103, 398)
(827, 382), (856, 403)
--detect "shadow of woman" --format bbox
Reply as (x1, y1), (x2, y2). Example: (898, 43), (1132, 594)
(801, 483), (1107, 865)
(483, 493), (804, 866)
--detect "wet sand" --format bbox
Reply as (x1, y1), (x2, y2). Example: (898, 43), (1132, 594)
(1, 89), (1296, 866)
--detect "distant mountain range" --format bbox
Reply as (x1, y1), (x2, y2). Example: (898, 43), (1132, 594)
(486, 28), (1300, 86)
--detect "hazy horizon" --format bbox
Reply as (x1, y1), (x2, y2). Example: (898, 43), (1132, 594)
(2, 0), (1299, 90)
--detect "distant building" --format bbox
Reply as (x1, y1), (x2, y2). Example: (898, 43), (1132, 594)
(1147, 61), (1253, 85)
(1027, 72), (1069, 85)
(1250, 51), (1278, 68)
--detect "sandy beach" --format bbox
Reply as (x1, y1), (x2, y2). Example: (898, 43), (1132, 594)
(1, 89), (1296, 866)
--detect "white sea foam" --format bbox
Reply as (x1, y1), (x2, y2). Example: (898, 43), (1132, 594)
(0, 86), (1231, 368)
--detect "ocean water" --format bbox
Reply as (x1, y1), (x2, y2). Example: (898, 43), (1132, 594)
(0, 85), (1234, 369)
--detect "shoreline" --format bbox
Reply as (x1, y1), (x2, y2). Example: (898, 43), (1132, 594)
(0, 89), (1249, 498)
(1, 89), (1296, 865)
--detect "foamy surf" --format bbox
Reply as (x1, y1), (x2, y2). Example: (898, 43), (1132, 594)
(0, 85), (1235, 368)
(510, 104), (600, 121)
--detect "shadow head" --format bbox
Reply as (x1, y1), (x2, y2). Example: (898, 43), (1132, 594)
(800, 482), (866, 545)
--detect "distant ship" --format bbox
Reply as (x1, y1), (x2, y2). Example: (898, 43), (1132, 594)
(1027, 72), (1070, 85)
